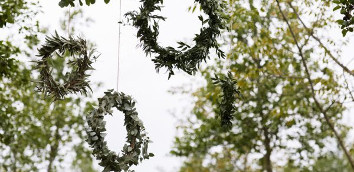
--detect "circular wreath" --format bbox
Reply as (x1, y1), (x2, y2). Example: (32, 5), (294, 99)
(85, 89), (154, 172)
(125, 0), (227, 78)
(35, 32), (97, 99)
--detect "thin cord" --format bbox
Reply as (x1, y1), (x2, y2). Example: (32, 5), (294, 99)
(68, 7), (71, 37)
(228, 14), (232, 68)
(117, 0), (122, 91)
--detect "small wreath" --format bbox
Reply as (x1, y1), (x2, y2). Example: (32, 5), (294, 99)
(35, 32), (97, 99)
(85, 89), (154, 172)
(125, 0), (226, 78)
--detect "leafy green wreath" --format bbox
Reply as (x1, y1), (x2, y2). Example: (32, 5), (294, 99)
(35, 32), (97, 100)
(125, 0), (227, 78)
(85, 89), (154, 172)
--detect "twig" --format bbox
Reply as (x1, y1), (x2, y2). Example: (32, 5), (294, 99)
(276, 0), (354, 169)
(288, 2), (354, 77)
(343, 71), (354, 102)
(324, 101), (336, 113)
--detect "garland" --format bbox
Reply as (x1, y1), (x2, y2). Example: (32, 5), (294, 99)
(333, 0), (354, 36)
(85, 90), (154, 171)
(125, 0), (227, 78)
(212, 72), (240, 130)
(35, 32), (97, 100)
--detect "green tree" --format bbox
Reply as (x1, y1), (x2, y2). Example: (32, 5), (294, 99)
(279, 146), (354, 172)
(171, 0), (353, 171)
(309, 151), (354, 172)
(0, 3), (97, 171)
(0, 66), (96, 171)
(0, 0), (30, 27)
(0, 0), (40, 79)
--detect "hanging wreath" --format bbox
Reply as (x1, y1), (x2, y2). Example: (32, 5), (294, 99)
(212, 72), (240, 130)
(125, 0), (227, 78)
(85, 89), (154, 172)
(35, 32), (97, 100)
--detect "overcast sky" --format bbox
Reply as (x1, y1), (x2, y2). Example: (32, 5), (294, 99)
(11, 0), (354, 171)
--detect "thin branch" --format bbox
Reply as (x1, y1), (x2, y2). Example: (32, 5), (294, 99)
(300, 34), (311, 50)
(276, 0), (354, 169)
(343, 71), (354, 102)
(288, 2), (354, 77)
(47, 104), (60, 172)
(324, 101), (336, 113)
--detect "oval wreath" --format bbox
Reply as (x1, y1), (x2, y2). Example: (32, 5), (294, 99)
(85, 89), (154, 172)
(125, 0), (227, 78)
(35, 32), (97, 100)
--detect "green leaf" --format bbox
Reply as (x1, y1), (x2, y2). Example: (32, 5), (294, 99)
(342, 29), (348, 36)
(58, 1), (67, 8)
(333, 6), (341, 11)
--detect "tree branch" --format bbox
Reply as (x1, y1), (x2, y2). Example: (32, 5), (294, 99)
(276, 0), (354, 169)
(288, 2), (354, 77)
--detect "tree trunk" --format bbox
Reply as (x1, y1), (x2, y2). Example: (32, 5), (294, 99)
(12, 149), (17, 172)
(47, 123), (60, 172)
(256, 78), (273, 172)
(262, 126), (273, 172)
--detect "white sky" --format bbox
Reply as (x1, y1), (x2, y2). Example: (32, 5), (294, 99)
(38, 0), (205, 171)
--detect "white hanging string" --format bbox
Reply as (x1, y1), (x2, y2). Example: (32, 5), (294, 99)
(68, 7), (71, 37)
(117, 0), (122, 91)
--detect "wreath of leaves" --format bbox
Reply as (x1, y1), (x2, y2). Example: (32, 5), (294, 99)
(212, 72), (240, 130)
(333, 0), (354, 36)
(125, 0), (227, 78)
(35, 32), (97, 100)
(85, 89), (154, 172)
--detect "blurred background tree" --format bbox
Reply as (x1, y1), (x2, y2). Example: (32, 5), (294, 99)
(171, 0), (354, 171)
(0, 1), (98, 171)
(0, 0), (39, 79)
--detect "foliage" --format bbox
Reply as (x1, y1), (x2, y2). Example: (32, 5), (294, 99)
(1, 4), (98, 171)
(0, 61), (97, 172)
(0, 41), (20, 79)
(178, 148), (247, 172)
(211, 72), (240, 130)
(171, 0), (349, 171)
(278, 147), (354, 172)
(310, 151), (354, 172)
(35, 32), (98, 100)
(125, 0), (227, 78)
(0, 0), (40, 78)
(58, 0), (111, 7)
(333, 0), (354, 36)
(0, 0), (27, 27)
(85, 90), (154, 172)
